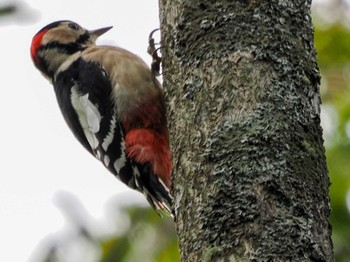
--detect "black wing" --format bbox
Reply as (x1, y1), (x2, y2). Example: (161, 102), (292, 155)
(53, 57), (173, 216)
(53, 58), (133, 184)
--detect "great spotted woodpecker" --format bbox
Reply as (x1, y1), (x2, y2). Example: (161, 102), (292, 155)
(30, 21), (173, 216)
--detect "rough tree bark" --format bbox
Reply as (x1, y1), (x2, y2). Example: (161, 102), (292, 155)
(159, 1), (333, 261)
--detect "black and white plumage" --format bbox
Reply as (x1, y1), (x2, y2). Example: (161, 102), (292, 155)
(30, 21), (173, 216)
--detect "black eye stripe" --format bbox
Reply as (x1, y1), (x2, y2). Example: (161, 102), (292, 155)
(76, 32), (89, 44)
(40, 41), (85, 55)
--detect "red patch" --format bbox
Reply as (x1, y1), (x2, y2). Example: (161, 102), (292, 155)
(30, 29), (48, 64)
(125, 128), (172, 188)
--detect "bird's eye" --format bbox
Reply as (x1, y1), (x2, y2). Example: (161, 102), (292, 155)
(68, 23), (80, 30)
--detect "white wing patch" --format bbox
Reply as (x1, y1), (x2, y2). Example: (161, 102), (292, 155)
(96, 150), (102, 160)
(113, 129), (127, 173)
(113, 146), (126, 173)
(71, 85), (101, 149)
(104, 155), (110, 167)
(132, 166), (141, 188)
(86, 102), (101, 133)
(102, 115), (117, 151)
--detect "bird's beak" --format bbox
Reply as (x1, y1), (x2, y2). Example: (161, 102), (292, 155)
(89, 26), (113, 40)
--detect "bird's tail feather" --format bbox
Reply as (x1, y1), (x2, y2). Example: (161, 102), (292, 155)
(134, 163), (174, 218)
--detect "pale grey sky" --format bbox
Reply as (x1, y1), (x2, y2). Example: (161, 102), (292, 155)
(0, 1), (159, 261)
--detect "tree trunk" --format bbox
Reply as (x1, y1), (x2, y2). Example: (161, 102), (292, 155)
(159, 1), (333, 261)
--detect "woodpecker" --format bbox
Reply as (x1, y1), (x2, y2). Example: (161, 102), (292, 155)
(30, 21), (173, 216)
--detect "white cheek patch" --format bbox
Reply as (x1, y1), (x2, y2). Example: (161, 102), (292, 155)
(71, 85), (101, 150)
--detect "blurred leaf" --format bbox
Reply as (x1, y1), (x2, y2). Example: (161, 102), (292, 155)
(153, 239), (180, 262)
(315, 21), (350, 262)
(315, 24), (350, 69)
(327, 145), (350, 204)
(99, 207), (179, 262)
(0, 5), (16, 16)
(100, 236), (131, 262)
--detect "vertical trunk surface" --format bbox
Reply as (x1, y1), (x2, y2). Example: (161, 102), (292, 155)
(159, 1), (333, 261)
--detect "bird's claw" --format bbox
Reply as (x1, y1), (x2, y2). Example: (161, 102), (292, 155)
(147, 28), (162, 77)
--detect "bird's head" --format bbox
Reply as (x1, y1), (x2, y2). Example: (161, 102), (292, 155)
(30, 20), (112, 79)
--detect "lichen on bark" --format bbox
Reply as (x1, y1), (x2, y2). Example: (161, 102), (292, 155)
(159, 0), (333, 261)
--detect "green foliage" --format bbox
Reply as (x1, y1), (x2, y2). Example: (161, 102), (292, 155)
(315, 24), (350, 69)
(99, 207), (179, 262)
(315, 24), (350, 261)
